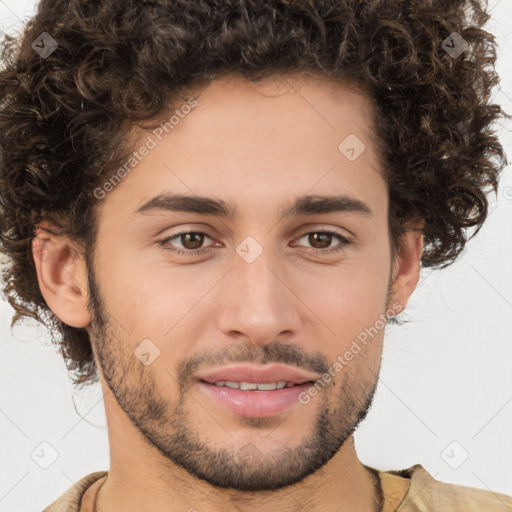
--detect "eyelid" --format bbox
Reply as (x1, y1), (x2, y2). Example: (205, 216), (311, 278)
(294, 225), (353, 241)
(160, 224), (352, 243)
(160, 226), (353, 257)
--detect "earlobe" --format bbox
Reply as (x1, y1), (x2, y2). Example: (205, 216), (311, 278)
(32, 223), (91, 328)
(388, 224), (424, 312)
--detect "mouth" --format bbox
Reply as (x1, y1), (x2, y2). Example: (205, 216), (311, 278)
(204, 380), (310, 390)
(195, 364), (318, 418)
(198, 380), (315, 418)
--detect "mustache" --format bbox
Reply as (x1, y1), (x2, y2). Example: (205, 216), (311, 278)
(176, 341), (330, 390)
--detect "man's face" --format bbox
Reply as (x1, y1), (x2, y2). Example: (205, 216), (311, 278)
(87, 73), (396, 491)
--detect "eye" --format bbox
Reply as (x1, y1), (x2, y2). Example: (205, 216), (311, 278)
(161, 231), (214, 256)
(293, 230), (351, 255)
(160, 229), (351, 257)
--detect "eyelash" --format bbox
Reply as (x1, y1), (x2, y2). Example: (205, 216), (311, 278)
(160, 229), (351, 257)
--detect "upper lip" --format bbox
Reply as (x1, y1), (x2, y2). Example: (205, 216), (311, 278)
(196, 364), (319, 385)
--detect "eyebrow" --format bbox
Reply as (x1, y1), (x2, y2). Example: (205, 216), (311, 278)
(135, 193), (373, 218)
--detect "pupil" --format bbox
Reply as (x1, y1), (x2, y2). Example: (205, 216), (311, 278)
(183, 233), (203, 250)
(310, 233), (330, 249)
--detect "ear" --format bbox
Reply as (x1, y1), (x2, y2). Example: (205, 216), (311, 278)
(388, 221), (424, 312)
(32, 221), (91, 328)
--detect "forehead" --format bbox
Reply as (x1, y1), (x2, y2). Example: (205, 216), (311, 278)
(178, 71), (377, 147)
(96, 72), (386, 221)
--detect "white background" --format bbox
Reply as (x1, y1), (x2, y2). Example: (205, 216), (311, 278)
(0, 0), (511, 510)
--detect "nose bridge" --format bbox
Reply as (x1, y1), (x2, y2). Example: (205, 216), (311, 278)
(239, 251), (280, 303)
(218, 235), (301, 343)
(236, 237), (287, 311)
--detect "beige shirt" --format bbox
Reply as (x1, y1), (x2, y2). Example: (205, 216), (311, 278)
(42, 464), (512, 512)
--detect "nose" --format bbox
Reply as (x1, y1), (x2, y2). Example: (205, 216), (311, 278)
(216, 240), (303, 347)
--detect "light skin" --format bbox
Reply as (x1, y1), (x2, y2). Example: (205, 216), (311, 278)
(32, 72), (423, 512)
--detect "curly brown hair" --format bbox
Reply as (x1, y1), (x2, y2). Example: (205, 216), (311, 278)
(0, 0), (508, 389)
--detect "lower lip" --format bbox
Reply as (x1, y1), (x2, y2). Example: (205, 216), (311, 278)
(197, 381), (313, 418)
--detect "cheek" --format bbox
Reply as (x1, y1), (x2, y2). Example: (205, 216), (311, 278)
(101, 262), (213, 353)
(307, 250), (391, 353)
(316, 280), (387, 343)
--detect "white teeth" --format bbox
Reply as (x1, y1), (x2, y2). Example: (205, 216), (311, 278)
(240, 382), (258, 390)
(257, 382), (277, 390)
(211, 381), (294, 390)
